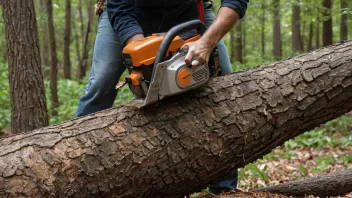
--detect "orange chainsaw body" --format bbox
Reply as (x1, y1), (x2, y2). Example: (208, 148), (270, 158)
(122, 34), (201, 67)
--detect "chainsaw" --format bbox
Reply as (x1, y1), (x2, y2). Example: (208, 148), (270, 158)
(117, 20), (221, 108)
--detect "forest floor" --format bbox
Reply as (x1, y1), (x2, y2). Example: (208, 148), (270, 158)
(191, 113), (352, 198)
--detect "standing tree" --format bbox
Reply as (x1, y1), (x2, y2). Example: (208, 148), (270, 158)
(46, 0), (59, 116)
(273, 0), (282, 60)
(322, 0), (333, 46)
(316, 7), (321, 48)
(229, 28), (235, 63)
(39, 0), (50, 70)
(261, 0), (266, 57)
(63, 0), (72, 79)
(340, 0), (348, 41)
(234, 20), (244, 63)
(292, 0), (303, 52)
(77, 0), (94, 80)
(2, 0), (48, 133)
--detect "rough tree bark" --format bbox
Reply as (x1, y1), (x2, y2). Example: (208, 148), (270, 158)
(0, 41), (352, 197)
(253, 170), (352, 197)
(2, 0), (48, 134)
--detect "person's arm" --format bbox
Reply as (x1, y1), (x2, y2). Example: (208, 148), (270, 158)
(184, 0), (249, 66)
(107, 0), (144, 45)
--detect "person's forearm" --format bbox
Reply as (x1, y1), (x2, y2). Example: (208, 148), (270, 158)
(126, 34), (144, 45)
(107, 0), (144, 45)
(200, 7), (240, 49)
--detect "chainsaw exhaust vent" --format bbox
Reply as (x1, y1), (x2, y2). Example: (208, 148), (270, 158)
(192, 67), (208, 82)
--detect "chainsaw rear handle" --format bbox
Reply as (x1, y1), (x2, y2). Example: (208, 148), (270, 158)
(153, 20), (207, 67)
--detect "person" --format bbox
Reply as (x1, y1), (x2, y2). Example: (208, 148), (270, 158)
(75, 0), (245, 117)
(75, 0), (248, 193)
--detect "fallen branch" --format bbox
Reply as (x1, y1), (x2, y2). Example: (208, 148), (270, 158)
(252, 169), (352, 197)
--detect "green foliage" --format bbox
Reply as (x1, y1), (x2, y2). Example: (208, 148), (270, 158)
(240, 163), (269, 183)
(284, 116), (352, 150)
(298, 164), (308, 177)
(0, 63), (10, 130)
(45, 79), (85, 125)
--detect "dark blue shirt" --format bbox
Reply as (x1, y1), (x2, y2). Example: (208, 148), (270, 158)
(107, 0), (249, 44)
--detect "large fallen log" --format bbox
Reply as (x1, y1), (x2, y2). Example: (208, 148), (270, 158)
(0, 41), (352, 198)
(252, 170), (352, 197)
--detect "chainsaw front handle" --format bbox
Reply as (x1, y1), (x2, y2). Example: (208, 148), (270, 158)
(153, 20), (207, 69)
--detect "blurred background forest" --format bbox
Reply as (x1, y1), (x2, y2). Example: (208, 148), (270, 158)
(0, 0), (352, 191)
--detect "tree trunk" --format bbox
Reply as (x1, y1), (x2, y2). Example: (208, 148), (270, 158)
(242, 17), (246, 63)
(39, 0), (50, 74)
(253, 170), (352, 197)
(322, 0), (333, 46)
(0, 40), (351, 197)
(72, 18), (82, 71)
(292, 1), (303, 52)
(230, 28), (235, 64)
(261, 0), (265, 57)
(273, 0), (282, 60)
(2, 0), (48, 134)
(46, 0), (59, 116)
(340, 0), (348, 41)
(307, 21), (313, 52)
(316, 7), (320, 49)
(63, 0), (71, 79)
(234, 20), (243, 64)
(78, 0), (84, 39)
(77, 0), (94, 80)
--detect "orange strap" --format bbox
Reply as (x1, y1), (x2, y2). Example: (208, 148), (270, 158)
(197, 0), (205, 22)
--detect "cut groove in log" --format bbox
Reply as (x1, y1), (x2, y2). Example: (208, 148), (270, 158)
(0, 41), (352, 197)
(252, 170), (352, 197)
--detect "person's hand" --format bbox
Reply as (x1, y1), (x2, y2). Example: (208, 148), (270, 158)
(183, 39), (214, 67)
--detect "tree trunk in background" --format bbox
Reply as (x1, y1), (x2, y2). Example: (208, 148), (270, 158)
(273, 0), (282, 60)
(0, 40), (351, 197)
(72, 19), (82, 70)
(253, 170), (352, 197)
(234, 20), (243, 64)
(46, 0), (59, 116)
(261, 0), (265, 57)
(322, 0), (333, 46)
(292, 1), (303, 52)
(307, 21), (313, 51)
(63, 0), (71, 79)
(230, 28), (235, 63)
(77, 0), (94, 80)
(78, 0), (84, 39)
(340, 0), (348, 41)
(316, 7), (320, 49)
(0, 9), (6, 62)
(2, 0), (48, 134)
(39, 0), (50, 78)
(242, 18), (246, 63)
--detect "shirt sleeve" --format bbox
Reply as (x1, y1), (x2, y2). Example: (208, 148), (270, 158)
(221, 0), (249, 19)
(107, 0), (143, 44)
